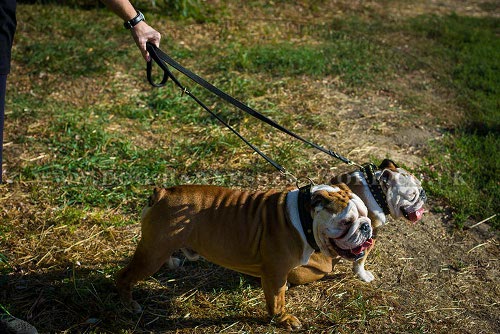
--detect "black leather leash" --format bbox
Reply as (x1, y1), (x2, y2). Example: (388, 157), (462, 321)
(146, 43), (288, 176)
(146, 43), (360, 172)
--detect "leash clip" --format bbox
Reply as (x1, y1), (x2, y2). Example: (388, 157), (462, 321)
(295, 176), (315, 189)
(279, 169), (296, 185)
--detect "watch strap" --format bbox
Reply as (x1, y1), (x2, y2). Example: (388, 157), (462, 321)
(124, 11), (145, 29)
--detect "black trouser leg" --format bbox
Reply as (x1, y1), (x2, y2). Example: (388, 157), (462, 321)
(0, 74), (6, 183)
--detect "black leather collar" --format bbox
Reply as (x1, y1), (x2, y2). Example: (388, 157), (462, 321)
(361, 163), (391, 215)
(297, 184), (320, 252)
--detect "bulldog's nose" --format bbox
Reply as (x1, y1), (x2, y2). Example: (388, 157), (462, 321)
(420, 189), (427, 202)
(360, 222), (371, 235)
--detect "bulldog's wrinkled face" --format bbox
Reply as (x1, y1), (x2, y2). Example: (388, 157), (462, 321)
(311, 184), (373, 261)
(378, 159), (427, 222)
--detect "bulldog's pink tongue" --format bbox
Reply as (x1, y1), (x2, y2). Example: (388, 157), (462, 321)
(351, 238), (374, 255)
(408, 207), (425, 222)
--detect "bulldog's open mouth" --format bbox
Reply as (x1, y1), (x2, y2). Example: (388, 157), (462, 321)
(401, 205), (425, 222)
(401, 189), (427, 222)
(330, 238), (374, 260)
(351, 238), (374, 255)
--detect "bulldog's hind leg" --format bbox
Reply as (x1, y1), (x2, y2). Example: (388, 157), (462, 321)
(181, 248), (200, 261)
(287, 252), (338, 285)
(116, 239), (179, 312)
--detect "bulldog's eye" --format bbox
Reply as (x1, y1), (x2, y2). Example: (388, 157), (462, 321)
(340, 219), (352, 225)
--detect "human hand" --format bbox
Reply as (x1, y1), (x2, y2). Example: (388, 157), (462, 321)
(130, 21), (161, 61)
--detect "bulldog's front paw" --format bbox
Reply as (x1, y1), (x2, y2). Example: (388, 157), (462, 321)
(277, 313), (302, 330)
(354, 268), (375, 282)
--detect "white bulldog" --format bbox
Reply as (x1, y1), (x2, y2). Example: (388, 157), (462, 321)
(288, 159), (426, 284)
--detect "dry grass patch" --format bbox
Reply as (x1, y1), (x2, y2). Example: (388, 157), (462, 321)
(1, 1), (498, 333)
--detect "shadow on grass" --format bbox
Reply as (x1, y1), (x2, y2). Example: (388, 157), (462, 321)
(1, 259), (265, 333)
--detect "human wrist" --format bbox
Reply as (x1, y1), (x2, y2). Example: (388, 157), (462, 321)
(123, 11), (145, 29)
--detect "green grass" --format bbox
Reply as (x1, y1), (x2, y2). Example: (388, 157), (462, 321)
(410, 14), (499, 129)
(14, 5), (133, 76)
(409, 14), (499, 227)
(153, 0), (215, 22)
(21, 113), (170, 212)
(425, 133), (498, 227)
(209, 37), (392, 87)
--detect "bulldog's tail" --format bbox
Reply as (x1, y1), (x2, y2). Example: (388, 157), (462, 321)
(141, 187), (168, 220)
(148, 187), (168, 207)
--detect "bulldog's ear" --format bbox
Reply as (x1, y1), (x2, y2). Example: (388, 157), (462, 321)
(311, 190), (330, 209)
(330, 173), (351, 185)
(311, 188), (350, 212)
(379, 159), (398, 171)
(379, 169), (395, 184)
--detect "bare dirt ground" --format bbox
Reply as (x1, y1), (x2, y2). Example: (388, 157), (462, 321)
(1, 1), (498, 333)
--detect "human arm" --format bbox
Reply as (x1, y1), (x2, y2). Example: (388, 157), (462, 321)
(100, 0), (161, 61)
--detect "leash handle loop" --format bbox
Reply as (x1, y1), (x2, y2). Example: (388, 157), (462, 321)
(147, 45), (170, 87)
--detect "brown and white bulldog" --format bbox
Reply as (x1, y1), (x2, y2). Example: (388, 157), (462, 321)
(116, 183), (373, 330)
(288, 159), (426, 284)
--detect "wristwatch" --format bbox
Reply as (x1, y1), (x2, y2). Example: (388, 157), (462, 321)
(124, 11), (145, 29)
